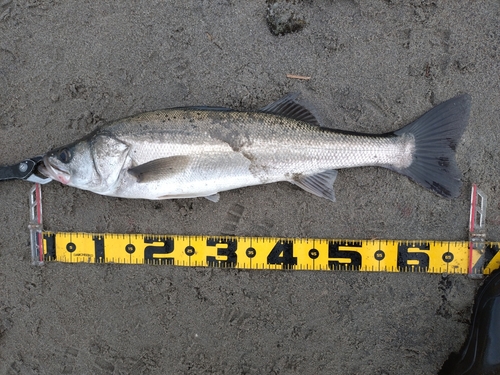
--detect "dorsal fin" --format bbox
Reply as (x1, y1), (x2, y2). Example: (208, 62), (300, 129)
(260, 93), (320, 126)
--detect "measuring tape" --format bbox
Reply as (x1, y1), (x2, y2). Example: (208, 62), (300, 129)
(37, 232), (500, 275)
(29, 184), (499, 276)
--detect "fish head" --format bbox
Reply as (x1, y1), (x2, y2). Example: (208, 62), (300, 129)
(40, 135), (99, 187)
(40, 132), (130, 193)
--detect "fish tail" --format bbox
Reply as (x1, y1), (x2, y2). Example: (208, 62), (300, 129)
(390, 94), (471, 198)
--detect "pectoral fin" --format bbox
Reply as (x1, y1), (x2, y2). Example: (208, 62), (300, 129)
(128, 156), (191, 183)
(290, 170), (338, 202)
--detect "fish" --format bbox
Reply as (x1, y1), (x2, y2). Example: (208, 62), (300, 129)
(39, 93), (471, 202)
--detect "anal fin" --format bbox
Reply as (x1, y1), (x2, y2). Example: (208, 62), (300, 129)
(290, 170), (338, 202)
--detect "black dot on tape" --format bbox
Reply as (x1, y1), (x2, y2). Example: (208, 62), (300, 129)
(442, 252), (454, 263)
(125, 244), (135, 254)
(308, 249), (319, 259)
(185, 246), (195, 256)
(375, 250), (385, 261)
(246, 247), (256, 258)
(66, 242), (76, 252)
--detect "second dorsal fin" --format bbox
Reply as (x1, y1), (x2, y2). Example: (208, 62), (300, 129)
(260, 93), (320, 126)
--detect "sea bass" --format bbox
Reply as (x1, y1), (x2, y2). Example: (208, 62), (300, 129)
(39, 93), (471, 202)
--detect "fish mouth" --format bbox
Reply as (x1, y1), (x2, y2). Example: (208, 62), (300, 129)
(39, 155), (71, 185)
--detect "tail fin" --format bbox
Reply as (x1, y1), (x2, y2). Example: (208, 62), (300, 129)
(391, 94), (471, 198)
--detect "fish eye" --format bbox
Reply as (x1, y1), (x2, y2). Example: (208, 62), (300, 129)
(57, 149), (72, 164)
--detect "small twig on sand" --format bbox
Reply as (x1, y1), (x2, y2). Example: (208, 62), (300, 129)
(286, 74), (311, 80)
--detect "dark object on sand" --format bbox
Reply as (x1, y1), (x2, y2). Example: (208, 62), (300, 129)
(266, 0), (307, 36)
(439, 270), (500, 375)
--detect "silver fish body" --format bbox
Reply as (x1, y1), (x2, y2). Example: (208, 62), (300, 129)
(40, 93), (471, 201)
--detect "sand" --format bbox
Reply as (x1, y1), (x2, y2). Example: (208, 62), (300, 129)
(1, 1), (499, 373)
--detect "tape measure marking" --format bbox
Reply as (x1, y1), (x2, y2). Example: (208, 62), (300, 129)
(40, 232), (500, 274)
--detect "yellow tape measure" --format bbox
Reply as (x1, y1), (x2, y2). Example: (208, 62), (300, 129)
(38, 232), (500, 275)
(29, 184), (498, 275)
